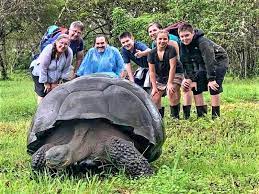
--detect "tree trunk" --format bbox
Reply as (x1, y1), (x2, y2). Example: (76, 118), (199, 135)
(0, 39), (8, 80)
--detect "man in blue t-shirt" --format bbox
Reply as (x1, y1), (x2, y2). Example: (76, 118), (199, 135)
(119, 32), (151, 89)
(68, 21), (85, 74)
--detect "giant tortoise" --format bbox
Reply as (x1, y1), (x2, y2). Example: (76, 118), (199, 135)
(27, 74), (165, 177)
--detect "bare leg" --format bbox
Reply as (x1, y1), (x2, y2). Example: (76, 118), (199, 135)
(194, 93), (207, 117)
(182, 79), (193, 119)
(151, 91), (163, 109)
(183, 90), (192, 106)
(211, 94), (220, 118)
(168, 84), (181, 106)
(152, 91), (165, 117)
(37, 96), (43, 104)
(168, 84), (181, 119)
(193, 93), (205, 106)
(211, 94), (220, 106)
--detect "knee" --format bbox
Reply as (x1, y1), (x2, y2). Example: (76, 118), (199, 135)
(152, 94), (161, 105)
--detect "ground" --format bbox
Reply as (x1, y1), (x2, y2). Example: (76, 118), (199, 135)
(0, 72), (258, 193)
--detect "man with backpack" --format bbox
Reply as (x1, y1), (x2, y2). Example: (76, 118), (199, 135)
(68, 21), (85, 74)
(35, 21), (84, 78)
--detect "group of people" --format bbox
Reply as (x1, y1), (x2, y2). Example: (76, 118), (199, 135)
(30, 20), (229, 120)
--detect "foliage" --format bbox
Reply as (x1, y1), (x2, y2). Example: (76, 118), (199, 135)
(0, 0), (258, 79)
(111, 0), (258, 78)
(0, 0), (65, 79)
(0, 73), (258, 193)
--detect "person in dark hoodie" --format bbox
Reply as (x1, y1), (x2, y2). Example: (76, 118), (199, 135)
(178, 23), (229, 119)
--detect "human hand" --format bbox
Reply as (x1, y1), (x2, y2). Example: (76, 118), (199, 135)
(70, 72), (77, 80)
(44, 83), (51, 93)
(208, 80), (219, 91)
(51, 83), (58, 90)
(134, 49), (143, 58)
(120, 71), (127, 78)
(182, 79), (192, 92)
(151, 87), (159, 97)
(167, 83), (176, 95)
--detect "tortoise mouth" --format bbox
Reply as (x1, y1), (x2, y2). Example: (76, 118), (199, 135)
(46, 159), (70, 169)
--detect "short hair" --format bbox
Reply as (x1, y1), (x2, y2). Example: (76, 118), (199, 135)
(69, 21), (84, 31)
(147, 22), (163, 32)
(178, 22), (194, 33)
(156, 30), (169, 39)
(119, 32), (133, 40)
(94, 35), (109, 44)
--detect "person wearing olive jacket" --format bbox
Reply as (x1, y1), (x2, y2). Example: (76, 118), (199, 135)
(178, 23), (229, 119)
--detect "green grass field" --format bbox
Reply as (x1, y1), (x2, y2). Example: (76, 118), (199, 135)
(0, 72), (258, 193)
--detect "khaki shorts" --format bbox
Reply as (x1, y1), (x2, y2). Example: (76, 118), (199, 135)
(173, 73), (184, 86)
(156, 73), (184, 97)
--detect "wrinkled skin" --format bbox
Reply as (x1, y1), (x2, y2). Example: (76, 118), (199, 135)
(31, 119), (153, 177)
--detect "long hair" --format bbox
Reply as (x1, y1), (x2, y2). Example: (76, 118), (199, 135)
(51, 34), (70, 59)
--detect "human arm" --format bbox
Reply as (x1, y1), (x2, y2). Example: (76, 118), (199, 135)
(134, 42), (151, 58)
(38, 44), (53, 83)
(147, 50), (158, 96)
(114, 48), (125, 77)
(168, 40), (179, 59)
(75, 50), (84, 72)
(166, 45), (178, 94)
(199, 40), (221, 90)
(61, 48), (73, 80)
(167, 57), (177, 94)
(76, 50), (89, 76)
(125, 63), (134, 82)
(121, 48), (133, 80)
(199, 40), (216, 81)
(134, 48), (151, 58)
(149, 62), (158, 96)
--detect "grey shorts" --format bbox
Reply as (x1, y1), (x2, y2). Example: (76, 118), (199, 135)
(173, 73), (184, 85)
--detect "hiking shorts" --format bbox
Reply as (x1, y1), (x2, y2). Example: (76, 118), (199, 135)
(173, 73), (184, 86)
(155, 73), (183, 97)
(31, 73), (47, 97)
(192, 67), (227, 95)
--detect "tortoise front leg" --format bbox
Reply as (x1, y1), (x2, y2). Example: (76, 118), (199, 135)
(106, 137), (153, 177)
(32, 144), (53, 171)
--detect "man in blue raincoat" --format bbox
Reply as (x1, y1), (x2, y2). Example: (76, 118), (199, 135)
(77, 35), (125, 78)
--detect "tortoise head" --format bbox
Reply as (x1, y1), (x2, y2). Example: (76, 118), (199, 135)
(45, 144), (72, 169)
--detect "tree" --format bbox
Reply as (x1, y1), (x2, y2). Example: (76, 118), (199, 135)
(0, 0), (65, 79)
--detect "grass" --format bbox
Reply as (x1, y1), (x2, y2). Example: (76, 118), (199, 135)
(0, 72), (258, 193)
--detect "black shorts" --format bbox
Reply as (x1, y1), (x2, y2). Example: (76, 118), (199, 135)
(192, 67), (227, 95)
(31, 73), (47, 97)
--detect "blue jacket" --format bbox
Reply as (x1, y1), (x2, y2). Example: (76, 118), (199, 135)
(77, 45), (125, 77)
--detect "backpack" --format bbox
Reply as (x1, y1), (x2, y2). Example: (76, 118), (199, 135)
(33, 25), (68, 60)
